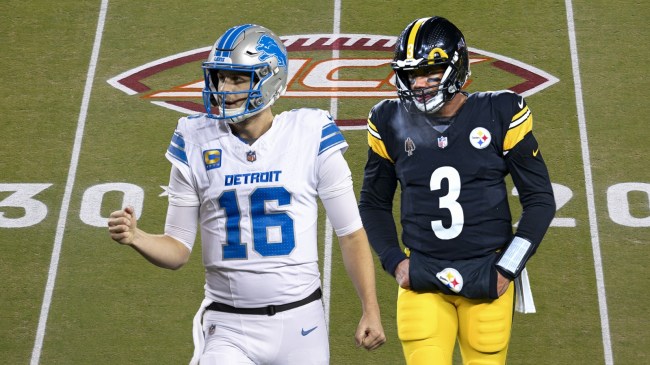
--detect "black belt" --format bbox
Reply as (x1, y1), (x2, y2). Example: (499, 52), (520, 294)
(206, 288), (322, 316)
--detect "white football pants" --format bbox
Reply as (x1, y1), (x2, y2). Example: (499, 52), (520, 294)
(199, 300), (328, 364)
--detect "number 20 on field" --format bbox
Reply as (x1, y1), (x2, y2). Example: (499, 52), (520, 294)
(0, 182), (649, 228)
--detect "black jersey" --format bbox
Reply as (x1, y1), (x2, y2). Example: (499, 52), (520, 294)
(359, 91), (555, 277)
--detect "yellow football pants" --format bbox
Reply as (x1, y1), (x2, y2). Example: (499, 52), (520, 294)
(397, 283), (515, 365)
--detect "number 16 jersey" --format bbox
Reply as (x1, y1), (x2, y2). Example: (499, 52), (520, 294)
(166, 108), (347, 308)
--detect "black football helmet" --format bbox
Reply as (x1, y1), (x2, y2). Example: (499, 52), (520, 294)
(392, 16), (470, 113)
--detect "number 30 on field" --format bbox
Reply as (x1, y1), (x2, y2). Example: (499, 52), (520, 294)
(0, 182), (649, 228)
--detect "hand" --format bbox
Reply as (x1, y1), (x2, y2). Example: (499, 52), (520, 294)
(395, 259), (410, 289)
(355, 311), (386, 351)
(496, 271), (511, 297)
(107, 206), (138, 245)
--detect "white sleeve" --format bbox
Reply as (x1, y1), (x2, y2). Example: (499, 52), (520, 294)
(317, 150), (363, 237)
(164, 165), (199, 250)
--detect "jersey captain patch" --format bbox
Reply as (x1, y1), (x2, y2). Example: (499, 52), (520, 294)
(203, 149), (222, 170)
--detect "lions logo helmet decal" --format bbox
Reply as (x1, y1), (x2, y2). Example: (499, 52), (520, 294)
(256, 34), (287, 69)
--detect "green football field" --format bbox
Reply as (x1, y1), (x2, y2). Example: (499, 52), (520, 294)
(1, 0), (648, 364)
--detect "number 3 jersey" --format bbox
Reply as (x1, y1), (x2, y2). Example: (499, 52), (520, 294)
(165, 108), (347, 307)
(359, 91), (555, 276)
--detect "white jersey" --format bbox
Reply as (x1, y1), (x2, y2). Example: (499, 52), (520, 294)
(165, 108), (347, 308)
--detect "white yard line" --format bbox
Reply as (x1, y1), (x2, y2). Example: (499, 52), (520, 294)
(322, 0), (342, 329)
(564, 1), (613, 364)
(30, 1), (109, 364)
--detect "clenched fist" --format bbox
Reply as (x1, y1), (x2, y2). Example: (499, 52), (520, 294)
(107, 206), (138, 245)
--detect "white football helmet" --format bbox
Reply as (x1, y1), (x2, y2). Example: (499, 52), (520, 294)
(202, 24), (288, 123)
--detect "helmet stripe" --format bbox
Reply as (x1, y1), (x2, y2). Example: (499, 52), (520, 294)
(215, 24), (254, 58)
(406, 17), (430, 60)
(215, 27), (239, 58)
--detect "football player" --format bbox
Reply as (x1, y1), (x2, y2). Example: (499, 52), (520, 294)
(108, 24), (385, 364)
(359, 16), (555, 365)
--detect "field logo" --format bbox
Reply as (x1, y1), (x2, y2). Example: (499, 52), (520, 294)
(108, 34), (558, 130)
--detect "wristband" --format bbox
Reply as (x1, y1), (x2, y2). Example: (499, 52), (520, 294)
(496, 236), (533, 279)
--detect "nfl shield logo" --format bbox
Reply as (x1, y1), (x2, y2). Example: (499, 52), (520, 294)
(246, 150), (257, 162)
(437, 136), (448, 149)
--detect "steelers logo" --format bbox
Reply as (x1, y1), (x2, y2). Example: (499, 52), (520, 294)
(436, 268), (464, 293)
(469, 127), (492, 149)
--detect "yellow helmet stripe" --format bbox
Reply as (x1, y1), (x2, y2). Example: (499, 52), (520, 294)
(406, 17), (430, 60)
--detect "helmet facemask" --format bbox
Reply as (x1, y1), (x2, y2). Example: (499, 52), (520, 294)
(394, 52), (464, 114)
(396, 59), (458, 113)
(202, 63), (272, 124)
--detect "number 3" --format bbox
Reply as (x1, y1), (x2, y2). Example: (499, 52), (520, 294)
(430, 166), (464, 239)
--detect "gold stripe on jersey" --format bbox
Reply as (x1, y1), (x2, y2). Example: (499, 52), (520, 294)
(503, 106), (533, 153)
(509, 106), (530, 128)
(367, 120), (394, 163)
(406, 17), (430, 60)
